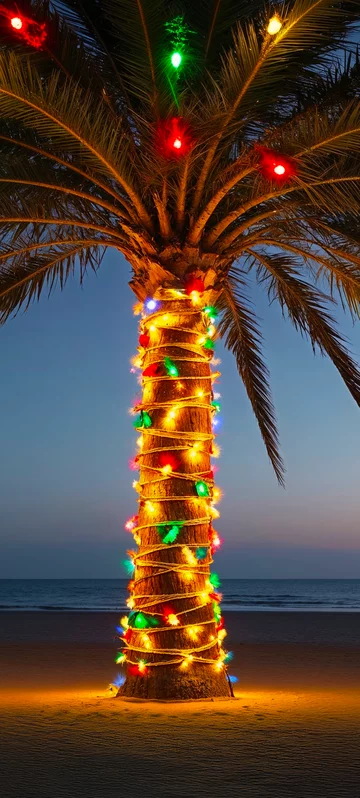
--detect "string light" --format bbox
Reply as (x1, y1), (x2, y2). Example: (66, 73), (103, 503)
(195, 480), (210, 497)
(146, 299), (158, 312)
(258, 147), (296, 182)
(164, 357), (179, 377)
(7, 11), (47, 47)
(267, 15), (282, 35)
(10, 16), (22, 29)
(118, 287), (232, 689)
(171, 51), (182, 68)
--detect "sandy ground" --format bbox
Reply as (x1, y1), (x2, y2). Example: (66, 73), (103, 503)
(1, 611), (360, 797)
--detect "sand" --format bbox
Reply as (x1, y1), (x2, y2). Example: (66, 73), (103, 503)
(1, 611), (360, 797)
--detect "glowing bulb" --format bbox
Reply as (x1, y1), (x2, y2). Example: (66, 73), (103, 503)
(132, 480), (141, 492)
(267, 15), (282, 35)
(127, 597), (135, 609)
(180, 654), (194, 669)
(150, 324), (156, 332)
(171, 51), (182, 68)
(173, 137), (182, 150)
(211, 443), (220, 458)
(212, 533), (221, 549)
(218, 628), (227, 641)
(197, 389), (204, 398)
(182, 570), (194, 582)
(207, 324), (216, 338)
(11, 17), (23, 30)
(145, 501), (155, 514)
(161, 464), (173, 476)
(187, 625), (200, 640)
(115, 652), (126, 664)
(212, 487), (222, 502)
(146, 299), (157, 311)
(136, 436), (143, 448)
(189, 441), (201, 460)
(138, 660), (147, 674)
(210, 506), (220, 519)
(274, 163), (286, 175)
(142, 634), (152, 649)
(191, 290), (200, 305)
(176, 382), (184, 391)
(214, 659), (224, 671)
(120, 616), (129, 629)
(182, 546), (197, 566)
(197, 336), (206, 345)
(168, 613), (179, 626)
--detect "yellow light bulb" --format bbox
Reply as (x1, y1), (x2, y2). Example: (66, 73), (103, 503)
(197, 336), (206, 345)
(150, 324), (156, 332)
(210, 507), (220, 519)
(120, 616), (129, 629)
(218, 629), (227, 641)
(182, 546), (197, 566)
(176, 382), (184, 391)
(196, 389), (204, 398)
(145, 501), (155, 514)
(267, 15), (282, 35)
(168, 613), (179, 626)
(131, 355), (142, 369)
(190, 291), (200, 305)
(187, 625), (200, 640)
(212, 487), (222, 502)
(211, 443), (221, 458)
(207, 324), (216, 338)
(132, 480), (140, 492)
(161, 464), (173, 476)
(142, 634), (152, 649)
(214, 660), (224, 671)
(136, 436), (143, 449)
(127, 597), (135, 609)
(138, 660), (146, 674)
(162, 314), (169, 323)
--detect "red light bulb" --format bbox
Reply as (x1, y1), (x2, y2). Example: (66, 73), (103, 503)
(274, 163), (286, 176)
(258, 147), (296, 182)
(11, 16), (23, 29)
(173, 138), (182, 150)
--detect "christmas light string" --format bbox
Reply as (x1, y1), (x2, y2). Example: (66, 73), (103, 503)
(116, 284), (235, 684)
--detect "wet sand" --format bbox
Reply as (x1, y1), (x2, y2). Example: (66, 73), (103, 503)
(1, 611), (359, 797)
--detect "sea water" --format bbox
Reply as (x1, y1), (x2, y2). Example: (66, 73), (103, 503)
(0, 579), (359, 612)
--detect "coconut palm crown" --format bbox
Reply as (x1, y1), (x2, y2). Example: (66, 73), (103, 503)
(1, 0), (360, 479)
(1, 1), (360, 698)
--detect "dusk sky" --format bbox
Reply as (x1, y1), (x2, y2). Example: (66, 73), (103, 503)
(1, 248), (360, 579)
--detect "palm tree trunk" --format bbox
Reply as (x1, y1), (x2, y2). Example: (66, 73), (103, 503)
(118, 289), (232, 700)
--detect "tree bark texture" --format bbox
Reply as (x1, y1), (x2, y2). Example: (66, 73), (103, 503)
(118, 291), (232, 700)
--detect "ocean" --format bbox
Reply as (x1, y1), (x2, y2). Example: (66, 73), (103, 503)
(0, 579), (359, 612)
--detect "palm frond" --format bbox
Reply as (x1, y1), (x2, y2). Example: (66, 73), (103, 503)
(248, 249), (360, 406)
(0, 239), (106, 324)
(217, 269), (285, 485)
(0, 52), (152, 227)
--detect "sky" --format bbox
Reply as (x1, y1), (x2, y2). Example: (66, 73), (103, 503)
(0, 248), (360, 579)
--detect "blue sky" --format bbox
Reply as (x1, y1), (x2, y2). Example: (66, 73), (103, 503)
(1, 248), (360, 578)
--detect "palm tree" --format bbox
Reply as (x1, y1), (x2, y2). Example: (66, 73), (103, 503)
(1, 0), (360, 700)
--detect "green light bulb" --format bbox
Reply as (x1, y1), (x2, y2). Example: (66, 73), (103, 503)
(195, 480), (210, 498)
(171, 52), (182, 68)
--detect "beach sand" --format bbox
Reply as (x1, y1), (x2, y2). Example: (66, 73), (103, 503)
(1, 611), (359, 797)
